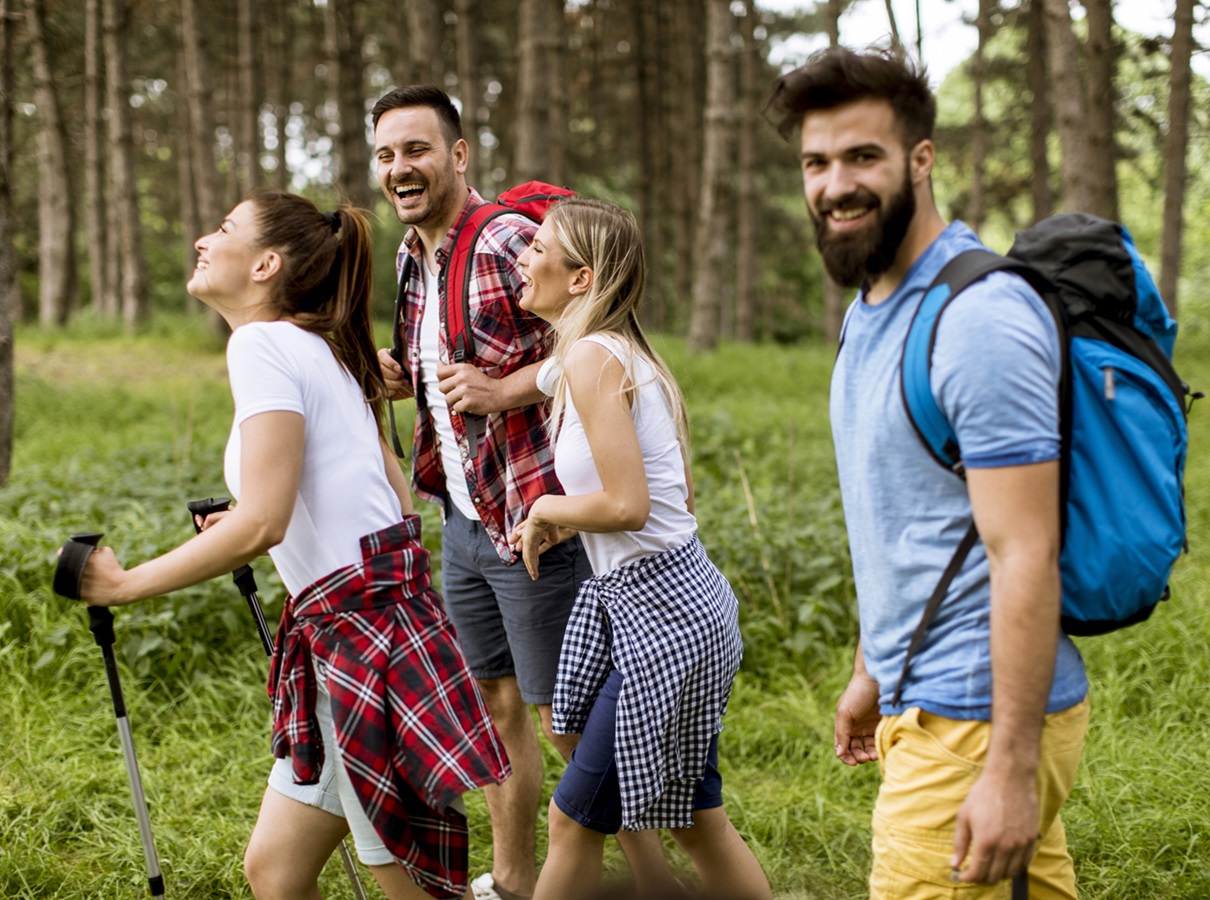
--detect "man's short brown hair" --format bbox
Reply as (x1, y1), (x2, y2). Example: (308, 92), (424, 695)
(767, 47), (935, 149)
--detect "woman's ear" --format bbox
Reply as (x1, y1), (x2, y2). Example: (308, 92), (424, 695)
(570, 265), (594, 296)
(251, 250), (282, 284)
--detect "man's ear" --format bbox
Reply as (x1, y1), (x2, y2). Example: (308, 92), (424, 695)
(910, 139), (935, 184)
(251, 250), (282, 283)
(452, 138), (470, 176)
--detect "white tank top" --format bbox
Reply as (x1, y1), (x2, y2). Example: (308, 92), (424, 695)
(540, 334), (696, 575)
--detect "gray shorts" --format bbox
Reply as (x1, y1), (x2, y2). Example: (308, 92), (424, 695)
(441, 503), (589, 705)
(267, 678), (465, 867)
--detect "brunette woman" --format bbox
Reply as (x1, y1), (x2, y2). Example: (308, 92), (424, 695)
(77, 192), (508, 900)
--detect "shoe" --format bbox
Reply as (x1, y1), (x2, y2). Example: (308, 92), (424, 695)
(471, 873), (504, 900)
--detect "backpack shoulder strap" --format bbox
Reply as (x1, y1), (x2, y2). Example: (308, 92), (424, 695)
(443, 202), (517, 363)
(900, 249), (1040, 473)
(893, 248), (1053, 704)
(387, 253), (417, 458)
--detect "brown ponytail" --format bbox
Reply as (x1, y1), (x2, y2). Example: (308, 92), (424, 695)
(248, 191), (387, 430)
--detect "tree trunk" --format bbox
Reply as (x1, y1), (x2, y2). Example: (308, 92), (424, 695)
(0, 0), (16, 483)
(634, 0), (667, 329)
(1042, 0), (1094, 213)
(180, 0), (228, 331)
(264, 0), (291, 190)
(822, 0), (846, 343)
(1026, 0), (1053, 223)
(968, 0), (993, 231)
(103, 0), (148, 326)
(1160, 0), (1195, 317)
(330, 0), (372, 208)
(455, 0), (483, 188)
(177, 53), (203, 304)
(515, 0), (549, 182)
(1082, 0), (1118, 220)
(544, 0), (568, 187)
(914, 0), (923, 62)
(403, 0), (441, 87)
(671, 0), (702, 325)
(687, 0), (735, 352)
(512, 0), (568, 185)
(85, 0), (112, 315)
(882, 0), (903, 52)
(734, 0), (758, 341)
(26, 0), (78, 327)
(180, 0), (223, 233)
(235, 0), (260, 196)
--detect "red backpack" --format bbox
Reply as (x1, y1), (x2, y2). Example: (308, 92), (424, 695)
(388, 181), (576, 457)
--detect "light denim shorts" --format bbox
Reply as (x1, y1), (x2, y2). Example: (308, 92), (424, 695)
(267, 679), (392, 866)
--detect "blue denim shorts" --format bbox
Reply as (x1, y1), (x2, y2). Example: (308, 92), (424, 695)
(440, 503), (589, 704)
(552, 670), (724, 834)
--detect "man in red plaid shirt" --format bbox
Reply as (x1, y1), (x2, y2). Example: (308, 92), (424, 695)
(372, 85), (669, 900)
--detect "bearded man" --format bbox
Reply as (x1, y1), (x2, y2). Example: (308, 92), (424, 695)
(769, 49), (1090, 900)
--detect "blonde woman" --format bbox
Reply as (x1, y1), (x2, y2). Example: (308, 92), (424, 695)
(77, 192), (508, 900)
(509, 198), (771, 899)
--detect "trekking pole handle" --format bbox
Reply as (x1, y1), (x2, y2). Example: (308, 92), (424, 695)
(187, 496), (231, 532)
(186, 498), (272, 654)
(54, 533), (117, 648)
(187, 497), (261, 596)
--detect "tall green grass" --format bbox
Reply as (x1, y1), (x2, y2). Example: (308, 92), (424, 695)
(2, 314), (1208, 898)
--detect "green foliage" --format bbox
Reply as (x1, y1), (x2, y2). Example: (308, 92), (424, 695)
(658, 335), (857, 675)
(4, 324), (1210, 898)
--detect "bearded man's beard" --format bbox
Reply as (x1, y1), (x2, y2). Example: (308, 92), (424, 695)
(811, 169), (916, 289)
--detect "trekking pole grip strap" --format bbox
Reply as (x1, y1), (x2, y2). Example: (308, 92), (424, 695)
(54, 532), (105, 602)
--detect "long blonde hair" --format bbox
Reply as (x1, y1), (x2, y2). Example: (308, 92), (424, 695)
(543, 197), (689, 450)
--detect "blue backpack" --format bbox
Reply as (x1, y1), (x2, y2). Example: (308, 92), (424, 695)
(894, 214), (1197, 702)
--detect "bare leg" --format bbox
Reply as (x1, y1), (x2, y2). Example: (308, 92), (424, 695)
(244, 786), (348, 900)
(532, 801), (608, 900)
(669, 807), (771, 900)
(477, 676), (543, 897)
(536, 705), (677, 892)
(367, 862), (474, 900)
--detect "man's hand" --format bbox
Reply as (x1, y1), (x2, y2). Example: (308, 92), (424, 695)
(952, 766), (1039, 884)
(835, 666), (881, 765)
(437, 362), (500, 415)
(377, 347), (414, 401)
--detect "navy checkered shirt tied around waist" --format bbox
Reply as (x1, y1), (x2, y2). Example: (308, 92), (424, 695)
(269, 516), (510, 899)
(553, 535), (742, 831)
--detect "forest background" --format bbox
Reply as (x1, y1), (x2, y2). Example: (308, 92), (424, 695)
(1, 0), (1210, 897)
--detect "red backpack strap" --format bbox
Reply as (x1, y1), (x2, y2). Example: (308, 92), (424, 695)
(442, 202), (511, 363)
(444, 184), (575, 360)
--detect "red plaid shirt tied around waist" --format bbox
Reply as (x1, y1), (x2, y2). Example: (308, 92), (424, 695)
(269, 516), (510, 898)
(396, 189), (562, 563)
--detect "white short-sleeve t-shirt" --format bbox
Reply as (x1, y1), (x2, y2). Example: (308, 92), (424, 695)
(224, 321), (401, 595)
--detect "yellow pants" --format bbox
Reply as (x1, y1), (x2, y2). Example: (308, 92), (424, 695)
(870, 699), (1090, 899)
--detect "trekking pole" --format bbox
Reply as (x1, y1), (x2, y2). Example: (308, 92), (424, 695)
(1012, 872), (1028, 900)
(186, 498), (272, 654)
(186, 498), (369, 900)
(54, 533), (166, 900)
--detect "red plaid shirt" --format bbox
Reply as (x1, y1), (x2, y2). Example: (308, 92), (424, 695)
(269, 517), (510, 899)
(396, 189), (561, 562)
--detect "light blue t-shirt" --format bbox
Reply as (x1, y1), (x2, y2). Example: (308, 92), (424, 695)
(830, 222), (1088, 719)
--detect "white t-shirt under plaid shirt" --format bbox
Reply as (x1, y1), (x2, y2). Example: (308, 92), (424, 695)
(542, 334), (742, 830)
